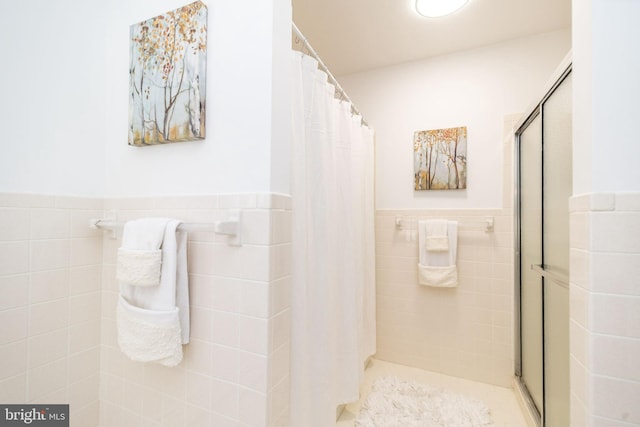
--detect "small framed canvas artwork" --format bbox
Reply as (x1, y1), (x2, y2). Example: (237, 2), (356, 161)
(414, 126), (467, 190)
(128, 1), (207, 146)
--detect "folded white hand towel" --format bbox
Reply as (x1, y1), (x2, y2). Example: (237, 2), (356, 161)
(117, 218), (170, 287)
(116, 248), (162, 287)
(418, 220), (458, 287)
(425, 219), (450, 252)
(117, 218), (190, 366)
(117, 295), (182, 367)
(418, 265), (458, 288)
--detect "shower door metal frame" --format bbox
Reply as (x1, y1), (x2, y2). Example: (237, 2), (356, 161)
(514, 104), (543, 427)
(513, 60), (572, 427)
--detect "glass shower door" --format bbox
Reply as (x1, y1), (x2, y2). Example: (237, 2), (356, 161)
(519, 113), (543, 416)
(516, 68), (571, 426)
(541, 71), (572, 427)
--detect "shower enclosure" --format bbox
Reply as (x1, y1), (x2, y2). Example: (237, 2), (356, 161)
(515, 62), (572, 426)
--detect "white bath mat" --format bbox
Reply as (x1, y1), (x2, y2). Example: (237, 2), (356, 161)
(355, 376), (495, 427)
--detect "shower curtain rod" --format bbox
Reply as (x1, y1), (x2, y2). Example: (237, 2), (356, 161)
(292, 22), (369, 128)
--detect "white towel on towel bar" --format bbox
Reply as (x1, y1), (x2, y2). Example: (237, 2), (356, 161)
(117, 249), (162, 287)
(424, 219), (450, 252)
(116, 218), (170, 287)
(418, 220), (458, 287)
(117, 218), (190, 366)
(116, 295), (182, 366)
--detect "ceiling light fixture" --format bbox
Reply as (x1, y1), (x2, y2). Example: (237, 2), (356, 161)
(415, 0), (470, 18)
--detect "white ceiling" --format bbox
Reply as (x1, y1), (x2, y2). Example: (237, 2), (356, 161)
(292, 0), (571, 76)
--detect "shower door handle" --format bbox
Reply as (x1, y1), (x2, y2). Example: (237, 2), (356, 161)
(531, 264), (569, 289)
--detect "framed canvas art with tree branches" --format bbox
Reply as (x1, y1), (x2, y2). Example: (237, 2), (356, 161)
(414, 126), (467, 190)
(128, 1), (207, 146)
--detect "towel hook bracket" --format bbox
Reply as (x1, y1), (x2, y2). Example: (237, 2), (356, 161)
(90, 210), (118, 239)
(395, 216), (404, 230)
(214, 209), (242, 246)
(483, 216), (494, 232)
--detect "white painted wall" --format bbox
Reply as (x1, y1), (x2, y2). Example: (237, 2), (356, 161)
(340, 30), (571, 210)
(104, 0), (291, 197)
(0, 0), (290, 198)
(0, 0), (107, 196)
(574, 0), (640, 194)
(270, 0), (293, 195)
(571, 0), (593, 197)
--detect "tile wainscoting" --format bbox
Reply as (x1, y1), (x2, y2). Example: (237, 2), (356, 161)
(0, 193), (104, 426)
(374, 208), (515, 387)
(569, 192), (640, 426)
(0, 192), (292, 427)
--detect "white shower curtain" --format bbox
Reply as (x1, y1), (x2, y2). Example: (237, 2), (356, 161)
(290, 51), (376, 427)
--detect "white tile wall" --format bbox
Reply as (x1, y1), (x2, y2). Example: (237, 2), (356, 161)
(374, 208), (515, 387)
(569, 192), (640, 426)
(99, 194), (291, 427)
(0, 193), (103, 426)
(0, 192), (290, 427)
(374, 124), (517, 388)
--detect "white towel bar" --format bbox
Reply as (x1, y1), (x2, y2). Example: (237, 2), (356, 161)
(395, 216), (494, 232)
(90, 211), (242, 246)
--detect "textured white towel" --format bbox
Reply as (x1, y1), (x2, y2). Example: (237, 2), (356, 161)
(117, 218), (190, 366)
(418, 265), (458, 288)
(418, 220), (458, 287)
(425, 219), (450, 252)
(116, 248), (162, 286)
(116, 218), (170, 287)
(117, 295), (182, 366)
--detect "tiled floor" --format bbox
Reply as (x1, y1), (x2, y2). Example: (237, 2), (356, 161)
(337, 359), (529, 427)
